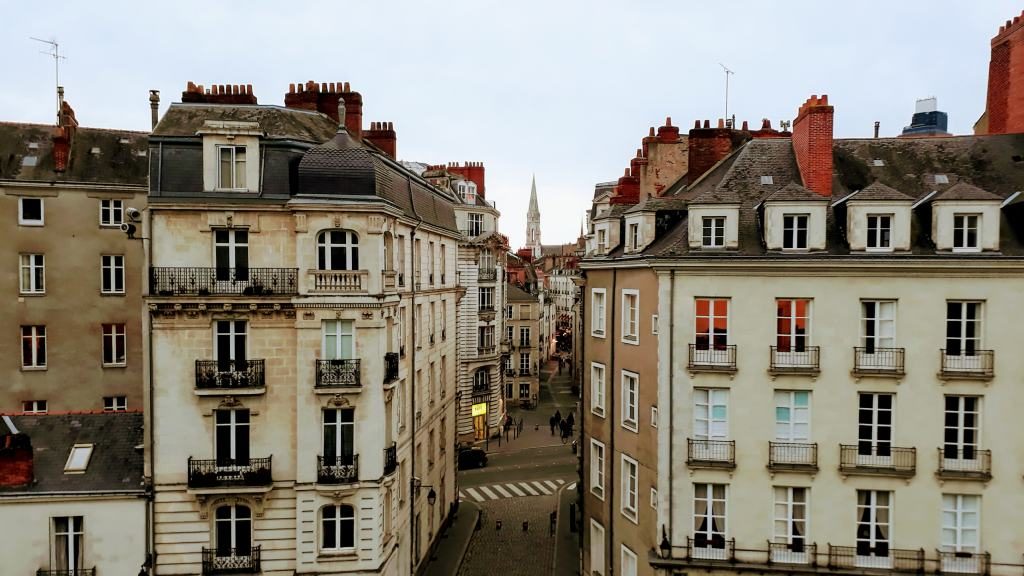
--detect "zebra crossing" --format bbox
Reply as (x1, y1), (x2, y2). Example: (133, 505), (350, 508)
(459, 478), (566, 502)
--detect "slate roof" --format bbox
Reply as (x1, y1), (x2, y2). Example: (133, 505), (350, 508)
(933, 181), (1003, 202)
(764, 182), (828, 203)
(848, 181), (915, 202)
(153, 103), (337, 142)
(506, 282), (538, 303)
(0, 122), (148, 186)
(0, 412), (144, 495)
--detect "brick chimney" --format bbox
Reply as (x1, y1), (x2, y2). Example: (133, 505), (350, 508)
(641, 117), (688, 198)
(609, 165), (640, 205)
(181, 82), (257, 105)
(446, 162), (486, 197)
(687, 119), (739, 183)
(284, 81), (362, 139)
(52, 88), (79, 173)
(0, 432), (33, 488)
(984, 11), (1024, 134)
(364, 122), (397, 158)
(792, 94), (834, 197)
(750, 118), (788, 139)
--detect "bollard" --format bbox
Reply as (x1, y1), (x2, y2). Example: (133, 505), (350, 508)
(522, 521), (529, 532)
(496, 520), (502, 531)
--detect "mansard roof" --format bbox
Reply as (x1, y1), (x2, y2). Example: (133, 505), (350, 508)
(0, 122), (148, 186)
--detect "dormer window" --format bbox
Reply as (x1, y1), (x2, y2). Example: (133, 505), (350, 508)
(628, 223), (639, 250)
(866, 214), (892, 251)
(782, 214), (809, 250)
(465, 183), (477, 204)
(597, 229), (608, 253)
(702, 217), (725, 248)
(218, 145), (247, 190)
(953, 214), (980, 252)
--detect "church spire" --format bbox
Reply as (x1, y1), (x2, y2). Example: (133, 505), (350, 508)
(525, 174), (541, 258)
(528, 174), (539, 217)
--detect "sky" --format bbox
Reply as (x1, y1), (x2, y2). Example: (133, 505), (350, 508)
(2, 1), (1020, 249)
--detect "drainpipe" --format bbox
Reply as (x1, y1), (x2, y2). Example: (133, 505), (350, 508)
(144, 203), (156, 574)
(607, 269), (617, 575)
(667, 270), (676, 563)
(407, 174), (424, 576)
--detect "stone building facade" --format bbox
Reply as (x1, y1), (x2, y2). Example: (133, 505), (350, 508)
(503, 284), (540, 408)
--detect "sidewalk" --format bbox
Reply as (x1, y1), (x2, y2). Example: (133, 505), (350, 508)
(553, 480), (581, 575)
(421, 501), (482, 576)
(486, 360), (577, 456)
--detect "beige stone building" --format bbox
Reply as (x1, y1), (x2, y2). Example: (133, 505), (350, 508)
(0, 92), (148, 413)
(503, 284), (540, 408)
(144, 81), (457, 575)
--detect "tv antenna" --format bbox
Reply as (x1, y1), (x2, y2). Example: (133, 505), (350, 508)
(30, 37), (66, 122)
(719, 63), (734, 125)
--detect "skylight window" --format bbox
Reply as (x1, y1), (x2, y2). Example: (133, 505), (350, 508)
(64, 444), (94, 473)
(761, 175), (774, 185)
(22, 156), (38, 167)
(872, 159), (885, 167)
(934, 174), (949, 184)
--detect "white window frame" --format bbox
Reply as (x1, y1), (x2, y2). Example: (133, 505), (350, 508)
(702, 216), (726, 248)
(943, 396), (980, 467)
(861, 300), (896, 350)
(216, 144), (247, 190)
(468, 213), (484, 236)
(317, 230), (359, 271)
(102, 323), (127, 367)
(774, 391), (811, 442)
(866, 214), (893, 252)
(621, 289), (639, 344)
(64, 444), (94, 472)
(22, 400), (47, 413)
(103, 396), (127, 412)
(621, 454), (638, 523)
(692, 483), (728, 558)
(591, 288), (606, 337)
(857, 393), (894, 465)
(621, 370), (638, 432)
(782, 213), (809, 250)
(650, 487), (658, 509)
(590, 439), (605, 500)
(620, 544), (638, 576)
(952, 214), (981, 253)
(18, 197), (44, 226)
(694, 298), (730, 364)
(772, 486), (810, 561)
(693, 388), (728, 440)
(100, 255), (125, 295)
(945, 301), (983, 358)
(320, 504), (356, 552)
(21, 325), (46, 369)
(52, 516), (83, 572)
(628, 223), (639, 251)
(590, 520), (606, 576)
(855, 490), (892, 566)
(941, 494), (980, 555)
(19, 253), (45, 294)
(591, 363), (606, 417)
(99, 199), (123, 227)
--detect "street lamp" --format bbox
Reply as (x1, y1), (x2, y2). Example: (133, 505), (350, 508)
(413, 477), (438, 506)
(659, 525), (671, 559)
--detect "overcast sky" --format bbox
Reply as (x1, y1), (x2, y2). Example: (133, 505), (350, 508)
(3, 2), (1019, 248)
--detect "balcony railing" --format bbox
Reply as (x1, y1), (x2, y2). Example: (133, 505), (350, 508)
(519, 368), (533, 377)
(767, 541), (816, 566)
(839, 444), (916, 477)
(315, 359), (361, 388)
(384, 352), (399, 384)
(768, 441), (818, 471)
(686, 438), (736, 469)
(688, 345), (737, 372)
(202, 546), (261, 575)
(770, 346), (820, 374)
(309, 269), (368, 293)
(478, 345), (496, 356)
(151, 267), (298, 296)
(187, 456), (272, 488)
(384, 443), (398, 476)
(317, 455), (359, 484)
(827, 544), (924, 572)
(685, 536), (735, 562)
(195, 360), (265, 390)
(478, 268), (497, 282)
(36, 570), (96, 576)
(936, 448), (992, 480)
(479, 304), (495, 313)
(937, 550), (989, 575)
(940, 349), (994, 379)
(853, 347), (905, 376)
(472, 381), (490, 394)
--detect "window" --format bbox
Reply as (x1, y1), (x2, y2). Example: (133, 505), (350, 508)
(775, 391), (810, 442)
(214, 505), (252, 558)
(52, 517), (84, 572)
(591, 363), (606, 417)
(597, 228), (608, 252)
(621, 455), (638, 521)
(479, 287), (494, 310)
(694, 298), (729, 362)
(621, 290), (639, 343)
(782, 214), (809, 250)
(19, 254), (44, 294)
(317, 230), (360, 271)
(429, 302), (436, 342)
(651, 406), (658, 428)
(519, 352), (530, 373)
(776, 299), (811, 352)
(102, 323), (127, 366)
(857, 393), (893, 461)
(855, 490), (891, 561)
(590, 439), (605, 499)
(692, 483), (727, 556)
(761, 175), (775, 185)
(324, 408), (355, 464)
(214, 409), (250, 466)
(505, 305), (513, 319)
(99, 199), (123, 226)
(519, 304), (530, 319)
(217, 145), (247, 189)
(214, 229), (249, 280)
(702, 217), (725, 248)
(943, 396), (979, 462)
(19, 197), (43, 226)
(22, 400), (47, 414)
(953, 214), (980, 252)
(628, 223), (639, 250)
(519, 382), (530, 398)
(65, 444), (94, 472)
(478, 325), (495, 349)
(861, 301), (896, 352)
(621, 544), (638, 576)
(100, 255), (125, 294)
(773, 487), (809, 555)
(591, 289), (606, 336)
(505, 383), (513, 398)
(650, 488), (658, 509)
(621, 371), (638, 431)
(21, 325), (46, 368)
(103, 396), (127, 411)
(428, 241), (435, 283)
(505, 325), (514, 343)
(590, 520), (606, 575)
(215, 320), (247, 371)
(946, 301), (982, 357)
(693, 389), (728, 440)
(866, 214), (892, 250)
(941, 495), (979, 555)
(519, 327), (531, 347)
(468, 213), (483, 236)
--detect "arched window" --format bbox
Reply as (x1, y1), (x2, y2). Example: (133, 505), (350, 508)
(214, 504), (252, 558)
(473, 369), (489, 392)
(322, 504), (355, 551)
(317, 230), (359, 271)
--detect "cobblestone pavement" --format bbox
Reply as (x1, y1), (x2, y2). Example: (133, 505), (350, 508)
(457, 493), (558, 576)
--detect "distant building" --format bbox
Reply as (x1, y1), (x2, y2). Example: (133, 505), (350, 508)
(525, 175), (541, 258)
(901, 97), (950, 137)
(504, 283), (540, 408)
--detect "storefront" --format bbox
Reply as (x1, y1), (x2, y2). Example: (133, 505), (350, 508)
(471, 401), (488, 441)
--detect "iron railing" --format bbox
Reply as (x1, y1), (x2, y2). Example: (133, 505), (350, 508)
(202, 546), (261, 575)
(384, 443), (398, 476)
(478, 268), (497, 281)
(937, 550), (990, 575)
(195, 360), (265, 389)
(519, 368), (533, 377)
(827, 544), (924, 572)
(384, 352), (399, 384)
(688, 344), (737, 372)
(504, 369), (515, 377)
(150, 267), (298, 296)
(854, 347), (905, 375)
(317, 455), (359, 484)
(685, 536), (735, 562)
(770, 346), (820, 373)
(36, 570), (96, 576)
(839, 444), (916, 477)
(767, 541), (816, 566)
(936, 448), (992, 480)
(768, 441), (818, 471)
(940, 349), (994, 378)
(315, 359), (361, 388)
(187, 456), (272, 488)
(686, 438), (736, 469)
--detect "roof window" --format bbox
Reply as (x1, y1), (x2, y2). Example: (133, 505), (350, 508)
(761, 175), (774, 185)
(872, 159), (885, 167)
(64, 443), (94, 473)
(934, 174), (949, 184)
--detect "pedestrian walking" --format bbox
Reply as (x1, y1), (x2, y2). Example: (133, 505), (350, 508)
(566, 411), (575, 431)
(549, 415), (556, 436)
(554, 409), (561, 422)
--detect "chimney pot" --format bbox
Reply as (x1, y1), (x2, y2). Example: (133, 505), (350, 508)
(703, 120), (710, 129)
(741, 120), (749, 131)
(665, 116), (672, 126)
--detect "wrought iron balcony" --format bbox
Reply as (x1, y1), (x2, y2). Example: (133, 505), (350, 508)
(36, 570), (96, 576)
(472, 381), (491, 394)
(202, 546), (261, 575)
(504, 368), (515, 377)
(940, 349), (994, 379)
(315, 359), (361, 388)
(195, 360), (265, 390)
(309, 269), (368, 293)
(685, 536), (735, 562)
(478, 268), (497, 282)
(187, 456), (272, 488)
(827, 544), (923, 572)
(384, 352), (399, 384)
(937, 448), (992, 481)
(519, 368), (533, 377)
(151, 267), (298, 296)
(937, 550), (989, 575)
(686, 438), (736, 469)
(770, 346), (820, 374)
(384, 443), (398, 476)
(688, 344), (737, 372)
(317, 454), (358, 484)
(768, 541), (816, 566)
(853, 347), (905, 376)
(839, 444), (916, 477)
(768, 441), (818, 472)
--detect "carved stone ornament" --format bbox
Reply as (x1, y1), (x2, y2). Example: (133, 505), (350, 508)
(304, 312), (316, 320)
(384, 389), (394, 402)
(197, 494), (265, 519)
(333, 216), (341, 227)
(361, 311), (373, 320)
(219, 396), (243, 409)
(328, 394), (351, 408)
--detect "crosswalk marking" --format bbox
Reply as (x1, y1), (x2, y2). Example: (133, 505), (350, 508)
(531, 481), (550, 494)
(492, 484), (513, 498)
(459, 479), (572, 502)
(478, 486), (500, 500)
(518, 482), (539, 496)
(465, 487), (484, 501)
(505, 483), (526, 497)
(543, 480), (559, 491)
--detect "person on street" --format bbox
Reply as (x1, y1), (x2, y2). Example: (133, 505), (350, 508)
(549, 415), (556, 436)
(566, 411), (575, 431)
(554, 409), (561, 423)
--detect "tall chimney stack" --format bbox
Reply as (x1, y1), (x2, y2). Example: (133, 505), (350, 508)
(150, 90), (161, 130)
(791, 95), (834, 197)
(984, 10), (1024, 134)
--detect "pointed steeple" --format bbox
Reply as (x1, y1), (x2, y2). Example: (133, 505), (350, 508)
(526, 174), (542, 258)
(528, 174), (540, 216)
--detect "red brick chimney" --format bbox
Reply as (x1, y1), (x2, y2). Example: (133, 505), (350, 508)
(447, 162), (486, 197)
(364, 122), (397, 158)
(609, 165), (640, 205)
(0, 433), (33, 488)
(687, 119), (738, 183)
(284, 81), (362, 139)
(641, 117), (688, 198)
(985, 11), (1024, 134)
(52, 90), (79, 173)
(180, 82), (257, 105)
(750, 118), (788, 139)
(792, 94), (834, 197)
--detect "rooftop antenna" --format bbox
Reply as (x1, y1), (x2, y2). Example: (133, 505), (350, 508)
(719, 63), (735, 127)
(30, 37), (66, 123)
